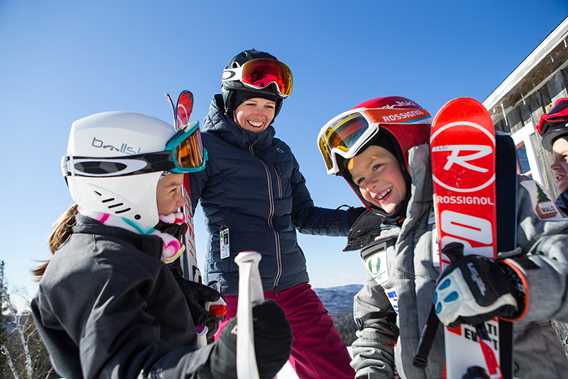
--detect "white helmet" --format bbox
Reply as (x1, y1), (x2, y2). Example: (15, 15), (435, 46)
(63, 112), (179, 228)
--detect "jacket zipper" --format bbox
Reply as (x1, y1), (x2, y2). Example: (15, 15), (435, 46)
(249, 145), (283, 289)
(274, 167), (283, 198)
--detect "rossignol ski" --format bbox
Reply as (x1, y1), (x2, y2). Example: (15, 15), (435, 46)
(414, 98), (515, 378)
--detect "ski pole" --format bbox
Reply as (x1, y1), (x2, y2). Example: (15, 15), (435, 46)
(413, 242), (464, 368)
(235, 251), (264, 379)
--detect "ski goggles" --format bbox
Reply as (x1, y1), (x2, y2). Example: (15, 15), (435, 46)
(222, 58), (293, 98)
(535, 99), (568, 137)
(318, 107), (430, 175)
(62, 121), (207, 178)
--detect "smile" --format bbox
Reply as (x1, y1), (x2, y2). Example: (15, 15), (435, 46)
(376, 187), (392, 201)
(248, 120), (264, 128)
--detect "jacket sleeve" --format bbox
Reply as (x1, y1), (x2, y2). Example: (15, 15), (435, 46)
(290, 154), (351, 236)
(503, 178), (568, 323)
(34, 257), (229, 379)
(187, 169), (208, 212)
(351, 279), (399, 379)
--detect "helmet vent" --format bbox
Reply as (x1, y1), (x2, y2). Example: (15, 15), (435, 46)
(93, 190), (132, 216)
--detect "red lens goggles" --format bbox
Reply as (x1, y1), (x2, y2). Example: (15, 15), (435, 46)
(222, 58), (293, 98)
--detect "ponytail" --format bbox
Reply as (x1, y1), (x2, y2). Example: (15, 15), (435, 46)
(32, 204), (79, 281)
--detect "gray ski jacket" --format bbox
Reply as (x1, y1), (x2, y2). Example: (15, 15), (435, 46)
(189, 95), (351, 295)
(350, 144), (568, 379)
(31, 216), (220, 379)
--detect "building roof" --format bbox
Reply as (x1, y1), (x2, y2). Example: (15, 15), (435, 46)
(483, 17), (568, 114)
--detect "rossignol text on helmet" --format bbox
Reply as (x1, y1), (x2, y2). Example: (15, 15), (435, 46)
(536, 98), (568, 151)
(62, 112), (206, 227)
(317, 96), (432, 176)
(221, 49), (293, 117)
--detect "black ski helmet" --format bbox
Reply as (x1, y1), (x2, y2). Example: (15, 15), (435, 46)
(221, 49), (288, 117)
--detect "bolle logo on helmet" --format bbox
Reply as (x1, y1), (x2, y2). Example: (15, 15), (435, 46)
(431, 121), (495, 193)
(91, 137), (142, 155)
(222, 70), (237, 81)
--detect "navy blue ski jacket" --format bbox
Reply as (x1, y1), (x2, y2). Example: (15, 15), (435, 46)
(189, 95), (351, 295)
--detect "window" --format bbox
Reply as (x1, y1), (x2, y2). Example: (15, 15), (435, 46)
(516, 142), (531, 178)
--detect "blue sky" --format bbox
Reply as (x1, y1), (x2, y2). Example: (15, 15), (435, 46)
(1, 1), (566, 298)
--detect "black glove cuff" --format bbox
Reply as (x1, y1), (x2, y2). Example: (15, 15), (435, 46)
(498, 262), (526, 319)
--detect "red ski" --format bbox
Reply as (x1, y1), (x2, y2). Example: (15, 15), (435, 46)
(167, 90), (201, 282)
(429, 98), (512, 378)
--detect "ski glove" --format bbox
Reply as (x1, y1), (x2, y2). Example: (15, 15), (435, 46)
(175, 277), (225, 340)
(208, 300), (292, 379)
(434, 243), (525, 327)
(347, 206), (368, 227)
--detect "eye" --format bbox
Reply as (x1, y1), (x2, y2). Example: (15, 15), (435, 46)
(354, 177), (365, 186)
(372, 163), (383, 172)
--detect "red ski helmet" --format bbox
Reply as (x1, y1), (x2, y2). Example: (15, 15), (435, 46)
(318, 96), (431, 176)
(536, 98), (568, 151)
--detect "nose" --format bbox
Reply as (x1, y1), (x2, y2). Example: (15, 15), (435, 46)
(174, 187), (185, 208)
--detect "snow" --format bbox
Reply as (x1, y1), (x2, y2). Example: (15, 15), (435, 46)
(276, 347), (353, 378)
(277, 361), (299, 379)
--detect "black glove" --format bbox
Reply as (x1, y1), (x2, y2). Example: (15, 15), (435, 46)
(434, 243), (525, 326)
(208, 300), (293, 379)
(347, 206), (368, 227)
(175, 277), (223, 338)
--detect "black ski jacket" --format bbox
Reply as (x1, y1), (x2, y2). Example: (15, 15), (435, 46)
(189, 95), (351, 294)
(31, 215), (222, 379)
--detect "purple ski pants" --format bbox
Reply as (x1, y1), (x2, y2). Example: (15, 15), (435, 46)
(214, 283), (355, 379)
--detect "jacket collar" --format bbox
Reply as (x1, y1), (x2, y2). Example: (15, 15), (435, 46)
(202, 94), (275, 151)
(73, 215), (163, 259)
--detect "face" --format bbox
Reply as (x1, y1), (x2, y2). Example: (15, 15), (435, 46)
(233, 97), (276, 133)
(156, 173), (185, 215)
(551, 137), (568, 193)
(347, 145), (407, 214)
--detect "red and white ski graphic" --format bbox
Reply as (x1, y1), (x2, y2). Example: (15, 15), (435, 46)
(167, 90), (202, 282)
(430, 98), (503, 378)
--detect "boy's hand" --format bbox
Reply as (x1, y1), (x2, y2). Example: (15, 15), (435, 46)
(434, 244), (525, 326)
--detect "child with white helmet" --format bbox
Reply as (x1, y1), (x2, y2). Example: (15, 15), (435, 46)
(31, 111), (292, 378)
(318, 96), (568, 378)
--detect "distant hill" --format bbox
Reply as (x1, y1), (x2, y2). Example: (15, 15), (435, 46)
(314, 284), (362, 316)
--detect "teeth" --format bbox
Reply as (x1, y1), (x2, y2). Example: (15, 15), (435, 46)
(249, 120), (263, 127)
(376, 188), (392, 201)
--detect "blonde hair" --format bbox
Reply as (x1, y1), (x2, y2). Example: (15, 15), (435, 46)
(32, 204), (79, 280)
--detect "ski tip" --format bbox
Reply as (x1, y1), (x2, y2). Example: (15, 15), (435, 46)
(432, 97), (492, 129)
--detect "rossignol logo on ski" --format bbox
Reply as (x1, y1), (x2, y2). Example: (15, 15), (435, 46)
(431, 121), (495, 193)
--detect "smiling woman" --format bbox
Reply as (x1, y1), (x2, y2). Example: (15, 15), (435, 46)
(186, 48), (363, 378)
(233, 97), (276, 133)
